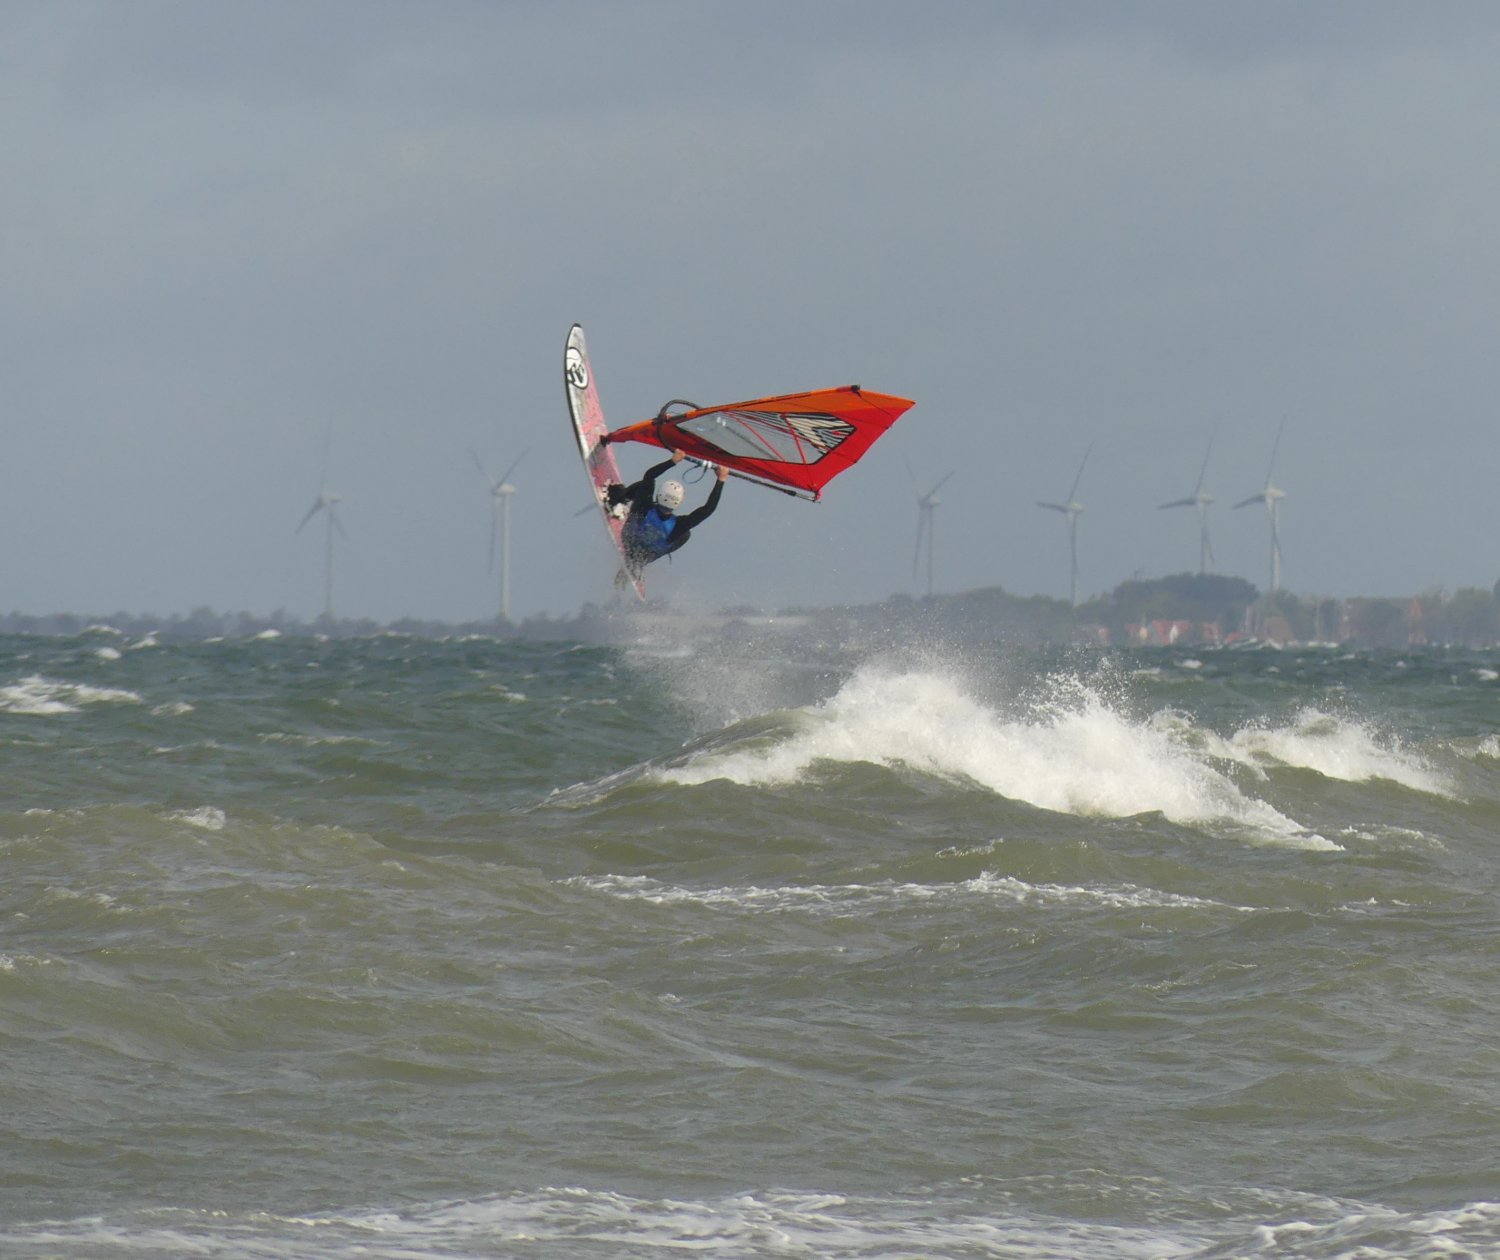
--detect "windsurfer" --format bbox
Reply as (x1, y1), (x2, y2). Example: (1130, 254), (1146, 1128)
(605, 449), (728, 582)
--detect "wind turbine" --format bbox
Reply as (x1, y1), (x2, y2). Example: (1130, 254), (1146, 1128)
(1038, 440), (1093, 606)
(907, 460), (955, 598)
(295, 432), (346, 621)
(471, 448), (527, 623)
(1159, 436), (1215, 575)
(1234, 424), (1287, 592)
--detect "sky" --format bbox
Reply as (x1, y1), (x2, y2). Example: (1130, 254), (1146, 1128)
(4, 0), (1500, 624)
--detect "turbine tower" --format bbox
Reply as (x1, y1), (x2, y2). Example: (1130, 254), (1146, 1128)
(908, 460), (955, 598)
(1234, 424), (1287, 592)
(1159, 437), (1215, 575)
(1038, 440), (1093, 607)
(295, 433), (346, 621)
(472, 448), (527, 623)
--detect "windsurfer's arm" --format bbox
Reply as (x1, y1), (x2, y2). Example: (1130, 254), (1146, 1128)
(622, 454), (679, 503)
(637, 450), (684, 478)
(631, 454), (677, 500)
(676, 476), (725, 530)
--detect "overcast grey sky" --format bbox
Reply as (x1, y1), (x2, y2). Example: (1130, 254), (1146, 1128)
(5, 1), (1500, 623)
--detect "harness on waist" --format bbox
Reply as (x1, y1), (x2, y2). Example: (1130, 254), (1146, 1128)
(625, 506), (678, 557)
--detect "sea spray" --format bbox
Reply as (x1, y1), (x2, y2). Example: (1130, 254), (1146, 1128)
(1221, 706), (1451, 796)
(659, 661), (1317, 842)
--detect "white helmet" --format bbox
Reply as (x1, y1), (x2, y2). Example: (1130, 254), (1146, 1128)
(655, 480), (685, 510)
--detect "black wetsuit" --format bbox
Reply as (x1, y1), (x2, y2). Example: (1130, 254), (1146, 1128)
(612, 458), (725, 575)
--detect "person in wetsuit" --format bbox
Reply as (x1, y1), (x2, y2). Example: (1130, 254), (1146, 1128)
(606, 448), (728, 581)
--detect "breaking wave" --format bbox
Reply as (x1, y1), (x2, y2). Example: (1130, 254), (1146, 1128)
(660, 665), (1319, 843)
(1211, 707), (1451, 795)
(0, 674), (144, 715)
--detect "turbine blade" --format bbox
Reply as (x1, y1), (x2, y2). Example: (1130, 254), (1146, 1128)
(1038, 501), (1066, 513)
(497, 447), (529, 488)
(1193, 435), (1214, 494)
(1159, 497), (1194, 510)
(319, 423), (332, 489)
(1266, 420), (1285, 483)
(926, 469), (956, 499)
(470, 449), (494, 484)
(295, 500), (323, 533)
(1066, 440), (1094, 503)
(1233, 494), (1264, 510)
(903, 454), (920, 497)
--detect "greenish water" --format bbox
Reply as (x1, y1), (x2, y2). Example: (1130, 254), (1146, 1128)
(3, 628), (1499, 1257)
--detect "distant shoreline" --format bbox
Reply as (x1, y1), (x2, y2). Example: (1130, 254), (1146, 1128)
(3, 574), (1498, 650)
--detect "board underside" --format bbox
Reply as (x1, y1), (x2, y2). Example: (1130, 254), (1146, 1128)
(565, 324), (646, 601)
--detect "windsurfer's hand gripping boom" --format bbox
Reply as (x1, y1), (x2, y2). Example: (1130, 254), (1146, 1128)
(680, 452), (731, 484)
(664, 448), (730, 489)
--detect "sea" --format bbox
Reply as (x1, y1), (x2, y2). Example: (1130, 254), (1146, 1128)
(4, 622), (1500, 1259)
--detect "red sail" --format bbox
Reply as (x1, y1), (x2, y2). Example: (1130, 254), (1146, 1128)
(603, 386), (915, 500)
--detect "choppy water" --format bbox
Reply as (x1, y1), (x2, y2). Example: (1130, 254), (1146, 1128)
(4, 626), (1500, 1258)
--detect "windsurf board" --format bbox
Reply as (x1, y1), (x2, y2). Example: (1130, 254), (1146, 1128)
(565, 324), (646, 601)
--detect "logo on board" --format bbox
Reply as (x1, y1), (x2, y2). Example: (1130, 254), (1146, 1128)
(565, 346), (589, 390)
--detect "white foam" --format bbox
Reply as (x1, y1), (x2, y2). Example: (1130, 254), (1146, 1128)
(93, 645), (122, 661)
(1336, 821), (1443, 851)
(0, 952), (52, 973)
(256, 1186), (1201, 1259)
(42, 886), (117, 911)
(1246, 1199), (1500, 1257)
(0, 674), (144, 715)
(1216, 707), (1449, 795)
(572, 872), (1252, 917)
(661, 666), (1311, 841)
(1460, 734), (1500, 761)
(259, 731), (380, 748)
(168, 806), (227, 832)
(7, 1191), (1498, 1260)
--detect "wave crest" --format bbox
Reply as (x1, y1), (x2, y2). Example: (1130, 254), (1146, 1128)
(661, 666), (1316, 841)
(0, 674), (144, 715)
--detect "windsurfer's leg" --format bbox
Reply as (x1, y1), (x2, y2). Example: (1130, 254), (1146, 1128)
(616, 554), (649, 589)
